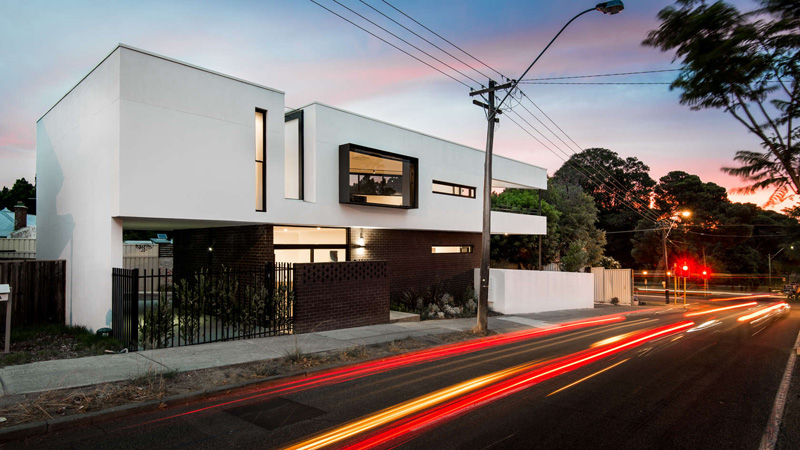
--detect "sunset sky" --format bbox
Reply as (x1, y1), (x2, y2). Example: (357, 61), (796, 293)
(0, 0), (777, 209)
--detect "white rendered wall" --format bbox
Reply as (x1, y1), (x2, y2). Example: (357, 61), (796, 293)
(475, 268), (594, 314)
(110, 50), (544, 236)
(288, 103), (547, 234)
(36, 49), (123, 329)
(117, 47), (286, 223)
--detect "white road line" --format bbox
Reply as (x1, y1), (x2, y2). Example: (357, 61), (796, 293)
(759, 327), (800, 450)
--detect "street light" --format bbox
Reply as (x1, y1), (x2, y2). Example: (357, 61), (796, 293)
(768, 245), (793, 293)
(661, 210), (690, 304)
(471, 2), (625, 333)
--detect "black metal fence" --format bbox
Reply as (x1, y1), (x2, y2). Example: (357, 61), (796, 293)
(112, 264), (294, 351)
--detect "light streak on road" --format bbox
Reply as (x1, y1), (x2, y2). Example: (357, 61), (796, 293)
(737, 303), (790, 323)
(132, 315), (629, 428)
(590, 332), (635, 348)
(709, 294), (772, 302)
(684, 302), (758, 317)
(290, 321), (694, 450)
(283, 359), (547, 450)
(547, 358), (631, 396)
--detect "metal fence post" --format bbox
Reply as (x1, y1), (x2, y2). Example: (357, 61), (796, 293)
(130, 268), (139, 351)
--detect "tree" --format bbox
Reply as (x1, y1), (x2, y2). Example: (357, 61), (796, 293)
(632, 170), (800, 279)
(0, 178), (36, 214)
(643, 0), (800, 208)
(543, 180), (606, 269)
(553, 148), (655, 267)
(490, 189), (559, 268)
(490, 180), (606, 271)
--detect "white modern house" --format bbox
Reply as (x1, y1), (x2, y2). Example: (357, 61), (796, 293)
(37, 45), (548, 330)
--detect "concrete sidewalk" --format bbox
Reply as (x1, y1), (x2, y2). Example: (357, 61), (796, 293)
(0, 305), (671, 397)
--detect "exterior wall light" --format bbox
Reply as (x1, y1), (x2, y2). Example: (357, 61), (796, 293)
(356, 229), (366, 247)
(355, 229), (366, 256)
(208, 247), (213, 252)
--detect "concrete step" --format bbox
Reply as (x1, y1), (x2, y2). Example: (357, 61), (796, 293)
(390, 310), (420, 323)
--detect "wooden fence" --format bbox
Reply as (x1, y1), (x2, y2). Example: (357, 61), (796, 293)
(0, 260), (66, 325)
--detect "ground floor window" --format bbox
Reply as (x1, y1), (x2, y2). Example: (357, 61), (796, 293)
(274, 226), (348, 263)
(431, 245), (473, 254)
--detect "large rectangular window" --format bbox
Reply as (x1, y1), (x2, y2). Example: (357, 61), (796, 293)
(284, 110), (303, 200)
(433, 180), (476, 198)
(255, 109), (266, 211)
(339, 144), (418, 209)
(274, 226), (348, 263)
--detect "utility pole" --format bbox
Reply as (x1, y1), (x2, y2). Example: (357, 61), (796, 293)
(471, 79), (512, 333)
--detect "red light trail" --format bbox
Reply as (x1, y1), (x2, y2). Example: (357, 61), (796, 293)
(290, 321), (694, 450)
(132, 315), (632, 428)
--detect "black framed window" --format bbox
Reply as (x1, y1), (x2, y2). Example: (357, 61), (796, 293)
(339, 143), (418, 209)
(255, 109), (267, 211)
(432, 180), (476, 198)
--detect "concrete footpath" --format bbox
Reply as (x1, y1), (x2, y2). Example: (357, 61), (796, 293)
(0, 304), (674, 397)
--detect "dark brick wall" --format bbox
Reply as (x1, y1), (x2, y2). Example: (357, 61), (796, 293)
(173, 225), (273, 278)
(293, 261), (389, 334)
(350, 229), (481, 301)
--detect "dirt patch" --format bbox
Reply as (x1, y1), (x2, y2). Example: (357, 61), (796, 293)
(0, 325), (122, 368)
(0, 329), (493, 428)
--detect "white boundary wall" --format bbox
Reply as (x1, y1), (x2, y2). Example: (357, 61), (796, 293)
(475, 268), (593, 314)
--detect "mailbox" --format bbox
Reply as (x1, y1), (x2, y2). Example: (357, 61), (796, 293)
(0, 284), (9, 353)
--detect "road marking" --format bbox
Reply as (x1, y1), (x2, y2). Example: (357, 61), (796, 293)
(759, 328), (800, 450)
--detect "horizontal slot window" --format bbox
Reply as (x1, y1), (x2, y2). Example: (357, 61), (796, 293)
(432, 245), (473, 254)
(433, 180), (475, 198)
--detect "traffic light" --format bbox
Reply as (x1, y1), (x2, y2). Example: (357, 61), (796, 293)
(680, 262), (690, 277)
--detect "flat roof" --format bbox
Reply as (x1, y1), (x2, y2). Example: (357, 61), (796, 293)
(38, 44), (285, 122)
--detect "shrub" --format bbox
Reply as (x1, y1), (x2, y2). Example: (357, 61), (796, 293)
(610, 297), (619, 305)
(138, 290), (174, 350)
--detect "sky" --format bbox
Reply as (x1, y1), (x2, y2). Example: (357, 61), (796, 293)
(0, 0), (781, 210)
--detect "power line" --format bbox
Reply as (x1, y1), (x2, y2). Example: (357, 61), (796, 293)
(328, 0), (484, 87)
(358, 0), (493, 81)
(519, 81), (671, 85)
(521, 68), (681, 81)
(380, 0), (505, 80)
(310, 0), (662, 223)
(508, 103), (655, 218)
(511, 89), (660, 221)
(505, 111), (659, 224)
(308, 0), (475, 89)
(366, 1), (660, 221)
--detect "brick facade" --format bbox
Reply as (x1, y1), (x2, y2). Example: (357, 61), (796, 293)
(172, 225), (273, 279)
(293, 261), (389, 334)
(350, 228), (481, 301)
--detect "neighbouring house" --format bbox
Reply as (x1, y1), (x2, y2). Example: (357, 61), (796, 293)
(0, 204), (36, 260)
(0, 204), (35, 238)
(36, 44), (547, 330)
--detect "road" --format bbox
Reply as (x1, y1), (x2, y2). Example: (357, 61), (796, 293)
(7, 298), (799, 450)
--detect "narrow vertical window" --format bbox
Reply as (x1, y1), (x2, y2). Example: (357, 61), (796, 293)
(255, 109), (266, 211)
(284, 110), (304, 200)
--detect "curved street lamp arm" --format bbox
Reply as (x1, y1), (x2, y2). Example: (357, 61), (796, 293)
(494, 7), (596, 114)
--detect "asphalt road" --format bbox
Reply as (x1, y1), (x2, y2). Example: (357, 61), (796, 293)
(7, 300), (799, 450)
